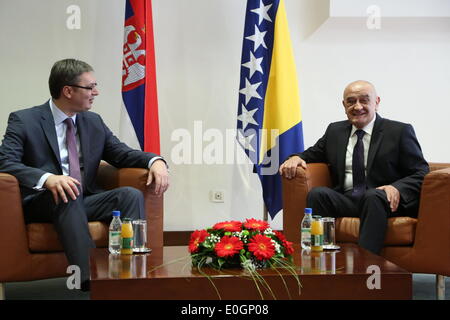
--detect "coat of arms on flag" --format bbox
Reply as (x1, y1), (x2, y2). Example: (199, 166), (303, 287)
(122, 21), (146, 90)
(120, 0), (160, 154)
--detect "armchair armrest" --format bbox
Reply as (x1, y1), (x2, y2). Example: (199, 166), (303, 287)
(411, 167), (450, 275)
(0, 173), (33, 281)
(428, 162), (450, 172)
(282, 163), (331, 242)
(96, 162), (164, 248)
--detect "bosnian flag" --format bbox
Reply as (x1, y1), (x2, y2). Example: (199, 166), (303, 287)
(237, 0), (304, 219)
(120, 0), (160, 153)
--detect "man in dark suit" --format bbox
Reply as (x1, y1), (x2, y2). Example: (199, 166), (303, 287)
(279, 80), (429, 254)
(0, 59), (169, 290)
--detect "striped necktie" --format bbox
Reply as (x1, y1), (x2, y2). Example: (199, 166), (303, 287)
(352, 129), (366, 198)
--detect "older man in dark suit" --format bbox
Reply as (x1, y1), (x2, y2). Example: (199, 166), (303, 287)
(279, 80), (429, 254)
(0, 59), (169, 290)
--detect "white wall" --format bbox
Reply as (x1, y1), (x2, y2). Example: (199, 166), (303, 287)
(330, 0), (450, 17)
(0, 0), (449, 232)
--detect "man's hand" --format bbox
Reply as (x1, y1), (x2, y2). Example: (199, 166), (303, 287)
(146, 159), (169, 196)
(44, 175), (81, 204)
(279, 156), (307, 179)
(376, 185), (400, 212)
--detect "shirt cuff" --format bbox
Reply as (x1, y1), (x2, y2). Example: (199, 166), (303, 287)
(34, 173), (53, 190)
(148, 157), (169, 170)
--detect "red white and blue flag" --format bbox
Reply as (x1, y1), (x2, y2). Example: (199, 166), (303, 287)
(121, 0), (160, 153)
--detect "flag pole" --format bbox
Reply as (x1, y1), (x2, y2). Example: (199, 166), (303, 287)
(263, 204), (268, 222)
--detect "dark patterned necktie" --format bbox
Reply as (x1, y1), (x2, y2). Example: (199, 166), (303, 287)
(64, 118), (82, 190)
(352, 129), (366, 197)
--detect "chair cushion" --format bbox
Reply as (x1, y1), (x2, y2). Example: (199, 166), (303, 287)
(27, 222), (109, 252)
(336, 216), (417, 245)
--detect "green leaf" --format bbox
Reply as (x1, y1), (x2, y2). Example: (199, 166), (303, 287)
(203, 242), (212, 249)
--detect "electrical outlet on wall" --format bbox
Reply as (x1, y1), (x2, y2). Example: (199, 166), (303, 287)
(210, 190), (224, 203)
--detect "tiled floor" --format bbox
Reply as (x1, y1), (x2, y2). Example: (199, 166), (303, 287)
(2, 274), (448, 300)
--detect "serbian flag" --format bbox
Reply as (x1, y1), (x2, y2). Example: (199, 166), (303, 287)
(120, 0), (160, 153)
(236, 0), (304, 219)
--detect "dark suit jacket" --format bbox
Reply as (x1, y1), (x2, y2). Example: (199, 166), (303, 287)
(0, 101), (158, 201)
(296, 114), (429, 211)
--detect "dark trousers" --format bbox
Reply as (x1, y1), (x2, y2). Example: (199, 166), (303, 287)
(23, 187), (145, 283)
(306, 187), (411, 255)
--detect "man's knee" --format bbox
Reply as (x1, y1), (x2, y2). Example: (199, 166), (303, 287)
(115, 187), (144, 219)
(359, 188), (390, 218)
(361, 188), (388, 204)
(116, 186), (144, 202)
(307, 186), (332, 204)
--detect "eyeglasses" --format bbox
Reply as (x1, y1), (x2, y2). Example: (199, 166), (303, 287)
(67, 83), (98, 91)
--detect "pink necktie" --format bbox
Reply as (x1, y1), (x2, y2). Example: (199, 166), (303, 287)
(64, 118), (82, 190)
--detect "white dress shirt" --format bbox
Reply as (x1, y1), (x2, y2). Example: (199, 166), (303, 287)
(343, 115), (376, 192)
(34, 99), (82, 189)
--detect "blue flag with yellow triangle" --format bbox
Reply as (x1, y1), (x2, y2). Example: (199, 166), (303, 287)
(236, 0), (304, 219)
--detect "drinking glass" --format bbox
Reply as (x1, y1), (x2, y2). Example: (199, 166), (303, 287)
(132, 219), (149, 253)
(322, 217), (336, 249)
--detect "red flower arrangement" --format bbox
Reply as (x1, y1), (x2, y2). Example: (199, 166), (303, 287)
(213, 220), (242, 232)
(274, 231), (295, 255)
(214, 236), (243, 258)
(189, 218), (294, 270)
(188, 229), (210, 253)
(248, 234), (276, 260)
(244, 218), (270, 231)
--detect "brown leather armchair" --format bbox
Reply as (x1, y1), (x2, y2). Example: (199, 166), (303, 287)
(0, 162), (163, 299)
(282, 162), (450, 298)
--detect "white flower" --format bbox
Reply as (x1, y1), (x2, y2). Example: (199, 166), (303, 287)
(241, 259), (256, 272)
(271, 239), (281, 254)
(264, 228), (274, 236)
(232, 231), (249, 242)
(206, 234), (221, 244)
(232, 231), (241, 239)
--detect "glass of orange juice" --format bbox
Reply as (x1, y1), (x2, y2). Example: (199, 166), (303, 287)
(121, 218), (134, 255)
(311, 215), (323, 251)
